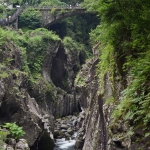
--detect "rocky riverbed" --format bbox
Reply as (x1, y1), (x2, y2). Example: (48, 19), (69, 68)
(53, 111), (85, 150)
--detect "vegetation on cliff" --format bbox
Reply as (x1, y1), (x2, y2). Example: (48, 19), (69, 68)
(0, 27), (60, 105)
(83, 0), (150, 144)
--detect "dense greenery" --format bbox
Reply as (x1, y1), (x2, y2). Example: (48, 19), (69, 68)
(50, 14), (99, 58)
(19, 8), (42, 30)
(0, 27), (60, 83)
(83, 0), (150, 143)
(24, 28), (60, 76)
(2, 0), (150, 148)
(2, 122), (25, 139)
(0, 27), (60, 113)
(0, 122), (25, 149)
(39, 0), (66, 6)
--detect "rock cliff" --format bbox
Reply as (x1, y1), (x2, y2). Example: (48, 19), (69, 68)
(74, 43), (150, 150)
(0, 30), (83, 150)
(1, 27), (148, 150)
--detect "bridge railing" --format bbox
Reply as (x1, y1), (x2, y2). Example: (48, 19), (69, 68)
(0, 5), (85, 26)
(26, 5), (84, 10)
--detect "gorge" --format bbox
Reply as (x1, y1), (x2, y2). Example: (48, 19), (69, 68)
(1, 0), (150, 150)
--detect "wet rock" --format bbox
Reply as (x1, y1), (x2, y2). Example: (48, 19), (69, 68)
(75, 139), (84, 149)
(15, 139), (30, 150)
(6, 145), (14, 150)
(73, 120), (77, 126)
(64, 133), (71, 139)
(54, 130), (61, 138)
(67, 129), (74, 135)
(1, 143), (6, 150)
(8, 138), (16, 149)
(54, 115), (80, 142)
(56, 119), (61, 122)
(60, 124), (68, 129)
(61, 129), (67, 132)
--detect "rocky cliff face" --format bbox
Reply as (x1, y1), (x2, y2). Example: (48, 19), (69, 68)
(0, 40), (55, 149)
(0, 32), (83, 149)
(1, 27), (148, 150)
(74, 44), (150, 150)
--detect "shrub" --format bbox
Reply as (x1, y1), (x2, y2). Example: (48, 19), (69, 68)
(2, 122), (25, 140)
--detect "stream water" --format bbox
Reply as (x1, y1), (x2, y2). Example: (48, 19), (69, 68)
(53, 138), (75, 150)
(53, 133), (77, 150)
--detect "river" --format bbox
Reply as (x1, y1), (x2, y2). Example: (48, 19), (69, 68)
(53, 138), (75, 150)
(53, 133), (77, 150)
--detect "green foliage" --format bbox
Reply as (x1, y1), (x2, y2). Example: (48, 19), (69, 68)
(60, 0), (83, 5)
(29, 76), (56, 103)
(50, 8), (57, 16)
(63, 36), (84, 52)
(113, 51), (150, 125)
(39, 0), (66, 6)
(75, 72), (86, 87)
(82, 0), (150, 143)
(24, 28), (60, 77)
(50, 13), (99, 59)
(2, 122), (25, 139)
(19, 8), (42, 30)
(0, 128), (9, 150)
(0, 26), (60, 82)
(0, 5), (5, 18)
(21, 0), (40, 6)
(0, 128), (8, 142)
(0, 28), (29, 72)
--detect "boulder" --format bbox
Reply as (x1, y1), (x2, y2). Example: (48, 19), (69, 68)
(67, 129), (74, 135)
(6, 145), (14, 150)
(8, 138), (16, 149)
(60, 124), (68, 130)
(15, 139), (30, 150)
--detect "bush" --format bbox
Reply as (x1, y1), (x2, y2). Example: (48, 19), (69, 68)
(2, 122), (25, 140)
(19, 8), (42, 30)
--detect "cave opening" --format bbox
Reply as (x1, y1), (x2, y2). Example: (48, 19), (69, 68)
(78, 101), (82, 112)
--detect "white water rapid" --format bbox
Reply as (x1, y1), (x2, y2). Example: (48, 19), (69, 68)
(53, 133), (77, 150)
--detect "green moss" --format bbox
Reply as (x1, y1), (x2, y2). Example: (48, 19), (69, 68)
(75, 73), (86, 87)
(105, 96), (115, 105)
(29, 76), (56, 103)
(0, 72), (9, 79)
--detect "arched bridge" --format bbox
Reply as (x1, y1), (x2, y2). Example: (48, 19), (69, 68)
(0, 6), (95, 28)
(38, 7), (90, 27)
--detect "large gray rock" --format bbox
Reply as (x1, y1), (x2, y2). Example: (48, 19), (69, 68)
(0, 30), (83, 150)
(0, 40), (55, 150)
(15, 139), (30, 150)
(6, 146), (14, 150)
(60, 124), (68, 130)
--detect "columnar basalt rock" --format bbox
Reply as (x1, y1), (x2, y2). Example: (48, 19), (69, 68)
(0, 31), (82, 149)
(74, 42), (150, 150)
(74, 45), (132, 150)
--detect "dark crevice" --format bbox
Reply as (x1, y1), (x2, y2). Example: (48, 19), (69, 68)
(50, 45), (67, 91)
(79, 51), (86, 65)
(113, 141), (125, 148)
(78, 101), (82, 112)
(98, 95), (107, 150)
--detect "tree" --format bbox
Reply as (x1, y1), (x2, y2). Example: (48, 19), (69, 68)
(39, 0), (66, 6)
(19, 8), (42, 30)
(21, 0), (41, 6)
(82, 0), (150, 142)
